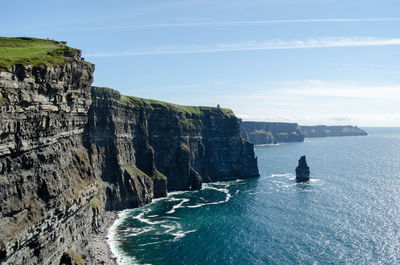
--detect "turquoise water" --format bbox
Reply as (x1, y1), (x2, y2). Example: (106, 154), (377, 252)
(109, 128), (400, 265)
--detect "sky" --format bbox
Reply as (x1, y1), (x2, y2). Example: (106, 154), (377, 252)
(2, 0), (400, 126)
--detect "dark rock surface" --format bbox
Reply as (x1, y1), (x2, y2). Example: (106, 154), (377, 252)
(295, 155), (310, 182)
(0, 53), (259, 264)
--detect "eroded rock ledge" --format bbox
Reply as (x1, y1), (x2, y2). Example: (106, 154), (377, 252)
(0, 50), (259, 264)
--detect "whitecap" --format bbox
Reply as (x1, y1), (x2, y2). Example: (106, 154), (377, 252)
(125, 227), (155, 237)
(172, 229), (197, 241)
(166, 198), (190, 214)
(133, 211), (164, 225)
(108, 210), (141, 265)
(138, 239), (173, 247)
(186, 190), (232, 208)
(269, 173), (293, 179)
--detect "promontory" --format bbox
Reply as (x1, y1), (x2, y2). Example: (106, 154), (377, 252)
(0, 37), (259, 265)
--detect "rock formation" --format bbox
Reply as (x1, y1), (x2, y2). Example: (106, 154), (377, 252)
(0, 38), (259, 265)
(295, 155), (310, 182)
(240, 121), (304, 145)
(240, 121), (367, 145)
(300, 125), (367, 138)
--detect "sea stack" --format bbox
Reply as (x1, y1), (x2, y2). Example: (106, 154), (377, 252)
(296, 155), (310, 182)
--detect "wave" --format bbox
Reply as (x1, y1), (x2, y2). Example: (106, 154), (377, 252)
(133, 210), (165, 225)
(108, 210), (140, 265)
(108, 179), (242, 264)
(166, 198), (190, 214)
(186, 183), (232, 208)
(172, 229), (197, 241)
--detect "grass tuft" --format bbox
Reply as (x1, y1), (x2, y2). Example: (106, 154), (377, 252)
(120, 95), (235, 117)
(0, 37), (84, 71)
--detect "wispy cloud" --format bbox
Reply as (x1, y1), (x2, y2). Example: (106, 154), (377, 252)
(86, 37), (400, 57)
(81, 17), (400, 31)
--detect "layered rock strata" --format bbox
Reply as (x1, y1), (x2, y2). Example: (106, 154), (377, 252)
(0, 48), (259, 264)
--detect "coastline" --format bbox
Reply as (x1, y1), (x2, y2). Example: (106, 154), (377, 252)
(86, 211), (119, 265)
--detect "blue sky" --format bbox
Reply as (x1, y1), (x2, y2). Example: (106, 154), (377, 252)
(2, 0), (400, 126)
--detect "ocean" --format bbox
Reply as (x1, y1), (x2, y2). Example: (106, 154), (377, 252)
(109, 127), (400, 265)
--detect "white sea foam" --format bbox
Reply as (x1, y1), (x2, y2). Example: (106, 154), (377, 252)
(108, 179), (240, 264)
(138, 239), (172, 247)
(171, 229), (197, 241)
(166, 198), (190, 214)
(133, 211), (165, 225)
(270, 173), (293, 179)
(160, 224), (177, 234)
(108, 210), (140, 265)
(255, 143), (281, 146)
(168, 190), (191, 196)
(187, 184), (232, 208)
(165, 216), (181, 220)
(147, 214), (158, 218)
(124, 226), (155, 237)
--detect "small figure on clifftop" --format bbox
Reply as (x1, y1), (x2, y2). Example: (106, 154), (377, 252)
(296, 155), (310, 182)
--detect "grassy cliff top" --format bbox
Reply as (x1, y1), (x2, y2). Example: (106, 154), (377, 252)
(0, 37), (82, 71)
(120, 94), (235, 117)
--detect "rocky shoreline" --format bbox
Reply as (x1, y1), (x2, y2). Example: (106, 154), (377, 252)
(86, 211), (118, 265)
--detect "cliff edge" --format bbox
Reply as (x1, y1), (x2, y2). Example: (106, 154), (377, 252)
(0, 37), (259, 265)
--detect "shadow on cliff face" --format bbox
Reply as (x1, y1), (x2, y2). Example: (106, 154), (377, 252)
(83, 87), (162, 211)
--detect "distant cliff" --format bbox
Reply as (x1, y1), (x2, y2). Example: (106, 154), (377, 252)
(240, 121), (304, 145)
(300, 125), (367, 138)
(240, 121), (367, 145)
(0, 37), (259, 265)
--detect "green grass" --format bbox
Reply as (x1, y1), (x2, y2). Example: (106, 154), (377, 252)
(65, 251), (85, 265)
(125, 165), (146, 176)
(0, 37), (82, 71)
(90, 186), (101, 209)
(0, 95), (7, 104)
(152, 170), (167, 181)
(249, 130), (272, 135)
(124, 165), (167, 181)
(120, 95), (235, 117)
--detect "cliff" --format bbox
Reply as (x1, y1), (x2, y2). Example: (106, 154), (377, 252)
(300, 125), (367, 138)
(0, 37), (259, 265)
(240, 120), (304, 145)
(240, 121), (367, 145)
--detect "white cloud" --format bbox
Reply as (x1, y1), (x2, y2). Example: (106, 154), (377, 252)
(86, 37), (400, 57)
(81, 17), (400, 31)
(203, 80), (400, 126)
(282, 81), (400, 100)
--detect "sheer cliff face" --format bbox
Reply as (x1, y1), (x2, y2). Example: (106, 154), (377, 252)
(85, 87), (166, 211)
(0, 61), (98, 264)
(145, 105), (259, 190)
(0, 60), (259, 264)
(88, 91), (260, 192)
